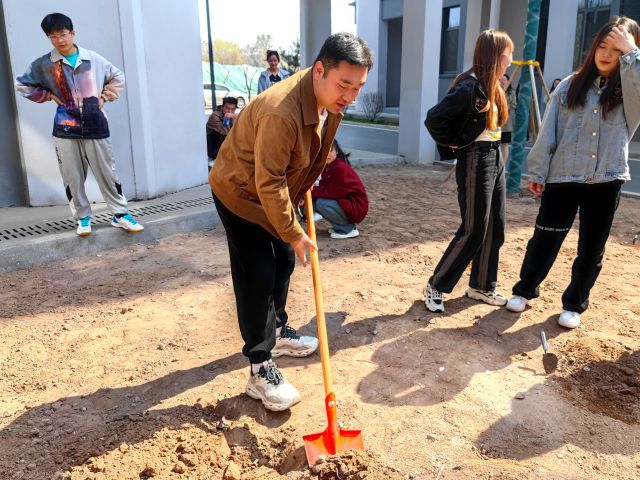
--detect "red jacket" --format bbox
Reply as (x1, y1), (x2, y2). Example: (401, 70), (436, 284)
(311, 158), (368, 224)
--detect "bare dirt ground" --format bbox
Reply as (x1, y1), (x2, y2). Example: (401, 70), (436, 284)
(1, 164), (639, 480)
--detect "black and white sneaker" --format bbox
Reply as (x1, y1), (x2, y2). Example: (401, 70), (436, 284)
(424, 283), (445, 313)
(466, 287), (508, 306)
(272, 325), (318, 358)
(245, 360), (301, 411)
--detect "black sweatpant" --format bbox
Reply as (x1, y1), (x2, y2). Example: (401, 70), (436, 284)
(429, 141), (506, 293)
(512, 180), (622, 313)
(213, 193), (295, 364)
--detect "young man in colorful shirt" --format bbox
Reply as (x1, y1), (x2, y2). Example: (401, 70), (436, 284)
(16, 13), (143, 236)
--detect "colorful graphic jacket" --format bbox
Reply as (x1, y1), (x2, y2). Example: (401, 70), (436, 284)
(16, 46), (124, 139)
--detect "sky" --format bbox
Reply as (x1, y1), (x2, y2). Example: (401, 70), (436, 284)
(198, 0), (356, 52)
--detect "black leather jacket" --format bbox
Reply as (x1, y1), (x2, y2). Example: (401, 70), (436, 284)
(425, 75), (490, 154)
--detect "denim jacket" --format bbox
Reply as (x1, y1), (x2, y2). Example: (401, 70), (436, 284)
(16, 46), (124, 139)
(528, 48), (640, 185)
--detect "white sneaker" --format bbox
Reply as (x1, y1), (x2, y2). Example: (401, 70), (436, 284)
(424, 283), (444, 313)
(77, 216), (91, 236)
(111, 213), (144, 232)
(272, 325), (318, 358)
(329, 227), (359, 239)
(313, 212), (324, 222)
(506, 295), (529, 312)
(466, 288), (508, 306)
(558, 310), (581, 329)
(245, 361), (301, 411)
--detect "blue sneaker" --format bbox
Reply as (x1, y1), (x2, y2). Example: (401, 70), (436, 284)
(77, 216), (91, 236)
(111, 213), (144, 232)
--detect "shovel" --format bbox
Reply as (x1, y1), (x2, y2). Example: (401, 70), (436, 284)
(302, 190), (364, 466)
(540, 330), (558, 374)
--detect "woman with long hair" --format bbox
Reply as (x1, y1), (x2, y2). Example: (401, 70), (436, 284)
(506, 17), (640, 328)
(257, 50), (290, 94)
(424, 30), (513, 313)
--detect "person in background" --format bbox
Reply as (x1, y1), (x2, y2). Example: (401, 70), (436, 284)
(542, 77), (563, 116)
(506, 17), (640, 329)
(16, 12), (143, 237)
(424, 29), (513, 314)
(312, 140), (368, 239)
(206, 96), (238, 166)
(500, 73), (517, 169)
(257, 50), (290, 94)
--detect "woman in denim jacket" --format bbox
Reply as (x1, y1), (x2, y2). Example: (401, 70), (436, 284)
(257, 50), (290, 94)
(423, 30), (513, 313)
(507, 17), (640, 329)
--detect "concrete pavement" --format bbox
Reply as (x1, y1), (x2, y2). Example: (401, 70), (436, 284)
(0, 149), (401, 274)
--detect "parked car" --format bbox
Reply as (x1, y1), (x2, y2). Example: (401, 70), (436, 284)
(204, 83), (247, 109)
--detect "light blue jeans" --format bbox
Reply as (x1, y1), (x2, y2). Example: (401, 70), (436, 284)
(314, 198), (355, 234)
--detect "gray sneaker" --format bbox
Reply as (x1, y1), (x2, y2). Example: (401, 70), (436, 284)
(245, 360), (301, 411)
(272, 325), (318, 358)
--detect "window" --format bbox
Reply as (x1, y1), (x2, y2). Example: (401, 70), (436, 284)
(440, 6), (461, 74)
(573, 0), (612, 69)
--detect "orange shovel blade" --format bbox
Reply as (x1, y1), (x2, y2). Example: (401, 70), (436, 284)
(303, 392), (364, 466)
(303, 428), (364, 466)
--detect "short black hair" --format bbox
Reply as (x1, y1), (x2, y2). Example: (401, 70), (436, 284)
(222, 97), (238, 107)
(314, 32), (374, 76)
(266, 50), (280, 62)
(41, 13), (73, 35)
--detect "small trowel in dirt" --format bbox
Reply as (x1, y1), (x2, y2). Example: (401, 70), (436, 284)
(540, 330), (558, 374)
(302, 190), (364, 466)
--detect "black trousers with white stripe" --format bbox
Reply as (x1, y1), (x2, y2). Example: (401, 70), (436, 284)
(512, 180), (622, 313)
(429, 141), (506, 293)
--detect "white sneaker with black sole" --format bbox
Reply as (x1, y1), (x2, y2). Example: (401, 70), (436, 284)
(272, 325), (318, 358)
(424, 283), (444, 313)
(245, 360), (301, 411)
(506, 295), (528, 312)
(466, 287), (508, 306)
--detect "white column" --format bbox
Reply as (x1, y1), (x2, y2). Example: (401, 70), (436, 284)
(544, 0), (578, 86)
(489, 0), (502, 29)
(398, 0), (443, 164)
(118, 0), (155, 199)
(300, 0), (332, 67)
(355, 0), (382, 107)
(464, 0), (483, 70)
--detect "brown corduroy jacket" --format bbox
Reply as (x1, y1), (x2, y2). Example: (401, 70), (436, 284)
(208, 68), (342, 243)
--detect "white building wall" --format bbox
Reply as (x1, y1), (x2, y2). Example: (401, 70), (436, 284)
(300, 0), (332, 68)
(355, 0), (382, 104)
(544, 0), (578, 85)
(464, 0), (484, 70)
(4, 0), (206, 207)
(397, 0), (443, 164)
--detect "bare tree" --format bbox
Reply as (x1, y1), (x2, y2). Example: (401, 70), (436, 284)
(240, 66), (259, 101)
(360, 92), (384, 122)
(244, 34), (273, 67)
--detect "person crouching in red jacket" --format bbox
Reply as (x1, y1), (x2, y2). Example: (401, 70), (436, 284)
(312, 140), (368, 239)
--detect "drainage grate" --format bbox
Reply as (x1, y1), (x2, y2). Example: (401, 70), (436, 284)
(0, 196), (214, 243)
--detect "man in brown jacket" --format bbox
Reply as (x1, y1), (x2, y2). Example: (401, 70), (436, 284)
(209, 33), (373, 412)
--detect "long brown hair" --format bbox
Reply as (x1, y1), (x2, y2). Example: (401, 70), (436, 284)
(455, 29), (513, 130)
(568, 16), (640, 116)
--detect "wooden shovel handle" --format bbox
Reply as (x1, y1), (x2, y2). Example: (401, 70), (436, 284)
(50, 94), (63, 105)
(304, 190), (334, 397)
